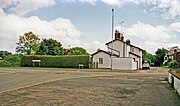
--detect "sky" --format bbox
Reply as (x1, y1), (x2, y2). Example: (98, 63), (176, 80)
(0, 0), (180, 54)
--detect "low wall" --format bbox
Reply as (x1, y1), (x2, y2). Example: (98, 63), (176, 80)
(168, 71), (180, 96)
(112, 58), (136, 70)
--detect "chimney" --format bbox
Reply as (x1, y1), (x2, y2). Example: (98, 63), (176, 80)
(126, 39), (131, 45)
(115, 30), (120, 40)
(120, 33), (124, 41)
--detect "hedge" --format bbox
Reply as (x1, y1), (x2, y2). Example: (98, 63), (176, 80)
(20, 55), (90, 68)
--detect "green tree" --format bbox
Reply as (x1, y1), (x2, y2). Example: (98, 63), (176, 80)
(70, 47), (89, 55)
(154, 48), (168, 66)
(16, 32), (40, 55)
(0, 51), (12, 59)
(36, 38), (64, 55)
(142, 50), (155, 65)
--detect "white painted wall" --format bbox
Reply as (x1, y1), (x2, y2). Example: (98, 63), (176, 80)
(174, 77), (180, 95)
(112, 58), (137, 70)
(139, 50), (142, 69)
(107, 40), (124, 57)
(168, 72), (180, 96)
(126, 44), (131, 57)
(131, 46), (140, 55)
(93, 52), (111, 68)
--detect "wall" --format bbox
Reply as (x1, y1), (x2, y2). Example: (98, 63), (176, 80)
(139, 50), (143, 69)
(168, 72), (180, 96)
(93, 52), (111, 68)
(107, 40), (124, 57)
(112, 58), (137, 70)
(126, 44), (131, 57)
(131, 46), (140, 56)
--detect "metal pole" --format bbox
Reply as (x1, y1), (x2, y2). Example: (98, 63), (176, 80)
(111, 9), (114, 71)
(120, 21), (124, 32)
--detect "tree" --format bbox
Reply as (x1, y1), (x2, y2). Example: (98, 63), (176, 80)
(16, 32), (40, 55)
(154, 48), (168, 66)
(142, 50), (155, 65)
(36, 38), (64, 55)
(69, 47), (89, 55)
(0, 51), (12, 59)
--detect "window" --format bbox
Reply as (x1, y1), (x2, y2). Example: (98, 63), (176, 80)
(99, 58), (103, 64)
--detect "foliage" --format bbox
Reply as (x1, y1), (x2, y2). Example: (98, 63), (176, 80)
(0, 55), (21, 67)
(168, 60), (179, 68)
(154, 48), (168, 66)
(70, 47), (89, 55)
(163, 58), (172, 66)
(16, 32), (40, 55)
(142, 50), (155, 65)
(36, 38), (64, 55)
(20, 55), (90, 68)
(0, 51), (12, 59)
(4, 55), (21, 67)
(0, 60), (12, 67)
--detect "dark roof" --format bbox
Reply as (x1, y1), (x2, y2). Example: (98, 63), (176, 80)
(129, 52), (141, 58)
(91, 50), (119, 57)
(105, 39), (143, 51)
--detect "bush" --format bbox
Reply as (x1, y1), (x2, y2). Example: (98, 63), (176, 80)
(0, 60), (12, 67)
(20, 55), (90, 68)
(168, 60), (179, 68)
(0, 55), (21, 67)
(4, 55), (21, 67)
(163, 58), (172, 66)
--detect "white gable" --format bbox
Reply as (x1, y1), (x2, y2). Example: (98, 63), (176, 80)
(92, 51), (111, 69)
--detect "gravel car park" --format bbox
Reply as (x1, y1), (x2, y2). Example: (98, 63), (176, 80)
(0, 67), (179, 106)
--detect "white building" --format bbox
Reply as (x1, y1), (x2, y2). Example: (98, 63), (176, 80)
(92, 30), (143, 70)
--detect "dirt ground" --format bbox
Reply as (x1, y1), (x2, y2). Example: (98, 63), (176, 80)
(0, 67), (179, 106)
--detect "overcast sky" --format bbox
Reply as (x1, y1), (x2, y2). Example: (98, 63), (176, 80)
(0, 0), (180, 54)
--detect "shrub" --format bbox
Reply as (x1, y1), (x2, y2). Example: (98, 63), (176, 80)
(168, 60), (179, 68)
(163, 58), (172, 66)
(20, 55), (90, 68)
(0, 55), (21, 67)
(0, 60), (12, 67)
(4, 55), (21, 67)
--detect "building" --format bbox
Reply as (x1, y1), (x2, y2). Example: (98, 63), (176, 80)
(92, 30), (143, 70)
(164, 46), (180, 62)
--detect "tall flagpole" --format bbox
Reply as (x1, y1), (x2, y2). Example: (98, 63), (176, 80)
(111, 9), (114, 70)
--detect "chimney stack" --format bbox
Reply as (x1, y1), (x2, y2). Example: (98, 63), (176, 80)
(115, 30), (124, 41)
(115, 30), (120, 40)
(126, 39), (131, 45)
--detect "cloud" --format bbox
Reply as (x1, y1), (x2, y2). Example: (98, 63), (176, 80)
(0, 13), (79, 51)
(125, 21), (170, 42)
(170, 22), (180, 32)
(115, 21), (174, 54)
(0, 0), (56, 16)
(1, 0), (179, 19)
(141, 41), (180, 54)
(63, 0), (180, 19)
(2, 0), (179, 19)
(79, 0), (97, 5)
(0, 12), (104, 54)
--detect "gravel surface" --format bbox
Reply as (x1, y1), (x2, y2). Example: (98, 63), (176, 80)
(0, 67), (179, 106)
